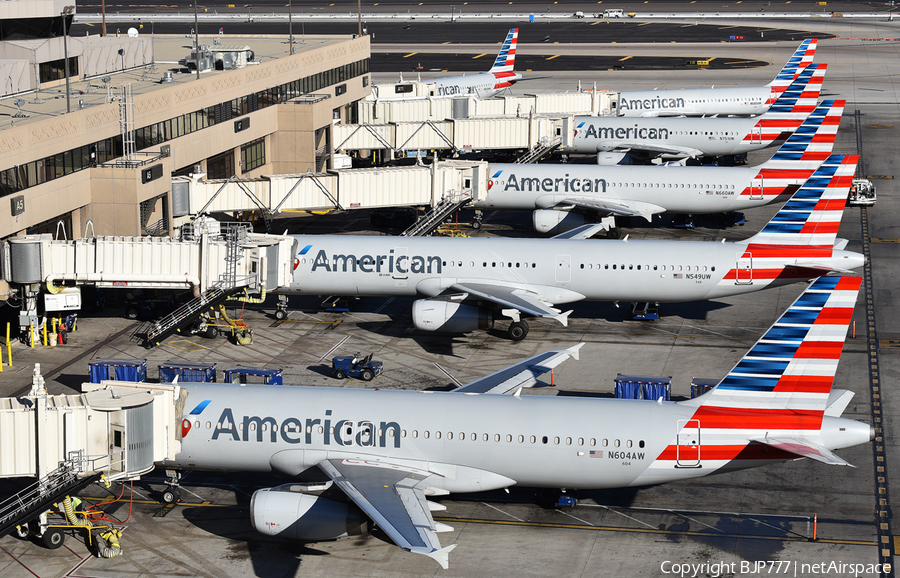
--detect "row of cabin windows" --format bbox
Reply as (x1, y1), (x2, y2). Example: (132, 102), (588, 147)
(198, 420), (646, 449)
(611, 182), (736, 189)
(580, 264), (716, 272)
(688, 98), (763, 104)
(669, 131), (739, 136)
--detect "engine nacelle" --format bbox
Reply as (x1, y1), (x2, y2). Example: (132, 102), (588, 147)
(250, 486), (368, 542)
(412, 299), (493, 333)
(533, 209), (586, 235)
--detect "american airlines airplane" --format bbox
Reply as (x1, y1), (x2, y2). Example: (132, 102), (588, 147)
(616, 38), (817, 117)
(480, 99), (843, 237)
(165, 274), (870, 569)
(564, 63), (826, 164)
(284, 155), (863, 341)
(423, 28), (521, 98)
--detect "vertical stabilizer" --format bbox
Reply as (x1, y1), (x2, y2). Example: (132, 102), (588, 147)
(489, 28), (518, 74)
(697, 275), (861, 423)
(742, 154), (858, 247)
(759, 99), (844, 169)
(768, 38), (818, 91)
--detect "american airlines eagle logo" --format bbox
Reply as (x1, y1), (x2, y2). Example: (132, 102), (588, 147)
(183, 399), (213, 438)
(574, 121), (585, 138)
(488, 170), (503, 190)
(293, 244), (313, 271)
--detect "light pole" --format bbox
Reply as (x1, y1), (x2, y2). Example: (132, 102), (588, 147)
(61, 6), (75, 114)
(357, 0), (362, 37)
(451, 4), (455, 22)
(288, 0), (293, 55)
(194, 0), (200, 80)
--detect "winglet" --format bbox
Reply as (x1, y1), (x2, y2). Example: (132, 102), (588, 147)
(424, 544), (458, 570)
(555, 310), (573, 327)
(568, 342), (584, 361)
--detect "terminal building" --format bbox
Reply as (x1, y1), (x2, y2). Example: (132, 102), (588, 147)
(0, 0), (371, 240)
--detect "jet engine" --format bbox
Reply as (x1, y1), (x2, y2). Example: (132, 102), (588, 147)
(412, 299), (493, 333)
(250, 484), (369, 541)
(533, 209), (586, 235)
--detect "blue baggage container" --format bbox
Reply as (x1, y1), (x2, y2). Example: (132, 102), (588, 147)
(89, 358), (147, 383)
(224, 367), (283, 385)
(614, 374), (671, 401)
(159, 362), (217, 383)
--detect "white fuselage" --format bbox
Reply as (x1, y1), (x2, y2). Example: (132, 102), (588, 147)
(286, 235), (852, 304)
(432, 72), (520, 99)
(616, 86), (773, 117)
(477, 162), (803, 213)
(167, 383), (871, 491)
(565, 115), (786, 157)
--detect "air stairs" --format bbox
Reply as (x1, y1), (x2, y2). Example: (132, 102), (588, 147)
(0, 458), (102, 539)
(515, 136), (562, 164)
(133, 286), (245, 348)
(400, 192), (472, 237)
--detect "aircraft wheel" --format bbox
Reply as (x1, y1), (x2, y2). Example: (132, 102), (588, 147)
(124, 307), (139, 320)
(162, 488), (180, 504)
(333, 369), (346, 380)
(274, 309), (287, 320)
(508, 321), (529, 341)
(360, 369), (375, 381)
(607, 227), (621, 240)
(41, 527), (65, 549)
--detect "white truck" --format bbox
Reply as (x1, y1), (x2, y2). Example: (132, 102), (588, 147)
(848, 178), (877, 207)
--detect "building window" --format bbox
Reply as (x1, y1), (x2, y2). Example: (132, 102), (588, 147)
(241, 137), (266, 173)
(207, 150), (235, 180)
(39, 56), (78, 83)
(335, 83), (347, 96)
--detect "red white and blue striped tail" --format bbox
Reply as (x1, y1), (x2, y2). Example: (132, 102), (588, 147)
(742, 154), (858, 247)
(697, 275), (861, 420)
(758, 63), (826, 123)
(759, 99), (844, 169)
(768, 38), (818, 90)
(489, 28), (518, 74)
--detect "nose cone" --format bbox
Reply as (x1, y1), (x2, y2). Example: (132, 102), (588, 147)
(834, 249), (866, 270)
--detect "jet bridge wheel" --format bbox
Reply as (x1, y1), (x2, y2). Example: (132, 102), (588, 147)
(508, 321), (529, 341)
(40, 527), (65, 549)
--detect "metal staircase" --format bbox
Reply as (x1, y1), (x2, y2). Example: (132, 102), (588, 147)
(400, 193), (472, 237)
(0, 460), (102, 539)
(515, 136), (562, 164)
(135, 223), (256, 348)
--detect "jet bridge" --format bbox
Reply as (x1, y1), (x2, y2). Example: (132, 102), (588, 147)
(0, 364), (183, 539)
(2, 219), (297, 338)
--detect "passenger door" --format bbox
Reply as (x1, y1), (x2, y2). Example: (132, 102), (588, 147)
(676, 419), (701, 467)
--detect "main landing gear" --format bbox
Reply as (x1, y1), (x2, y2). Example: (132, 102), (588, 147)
(508, 320), (529, 341)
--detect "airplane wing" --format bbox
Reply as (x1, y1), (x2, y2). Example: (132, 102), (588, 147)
(448, 282), (577, 325)
(600, 142), (705, 158)
(749, 437), (854, 467)
(452, 343), (584, 394)
(318, 458), (458, 568)
(550, 223), (608, 239)
(556, 199), (666, 222)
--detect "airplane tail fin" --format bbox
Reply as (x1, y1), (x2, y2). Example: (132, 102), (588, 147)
(695, 274), (861, 429)
(767, 38), (818, 91)
(741, 154), (857, 247)
(750, 63), (827, 149)
(759, 99), (844, 170)
(489, 28), (518, 74)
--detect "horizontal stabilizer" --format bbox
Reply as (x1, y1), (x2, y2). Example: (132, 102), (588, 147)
(750, 436), (854, 467)
(824, 389), (854, 417)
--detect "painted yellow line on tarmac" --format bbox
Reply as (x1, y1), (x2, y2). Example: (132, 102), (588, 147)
(472, 53), (487, 59)
(638, 22), (651, 26)
(619, 55), (633, 61)
(546, 55), (561, 60)
(403, 52), (417, 58)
